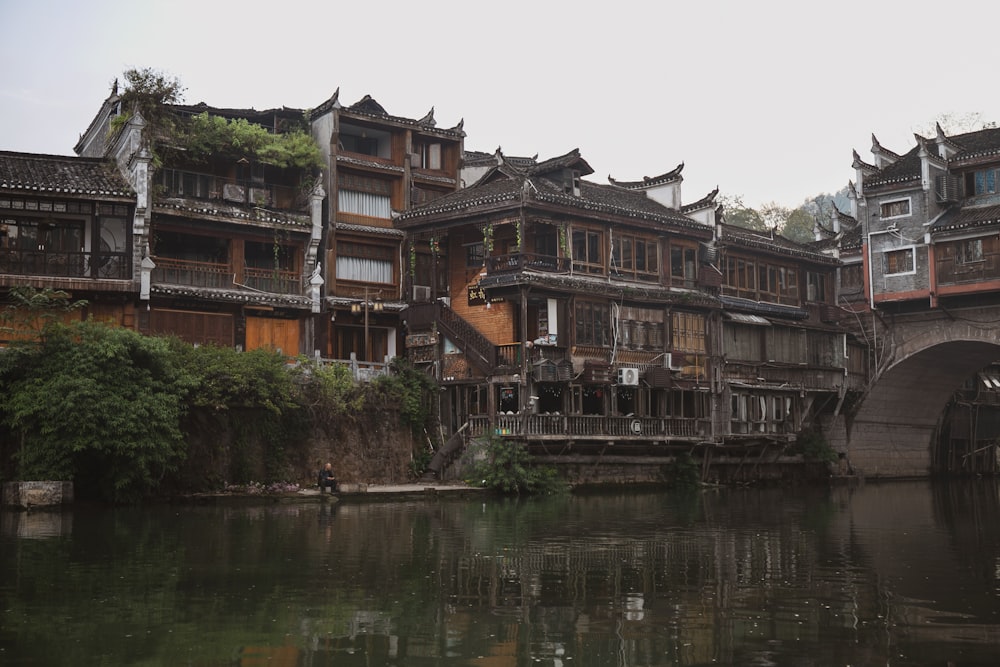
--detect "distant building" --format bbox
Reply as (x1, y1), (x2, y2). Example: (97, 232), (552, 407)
(847, 125), (1000, 310)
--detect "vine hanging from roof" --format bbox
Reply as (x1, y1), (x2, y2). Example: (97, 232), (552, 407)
(482, 224), (494, 253)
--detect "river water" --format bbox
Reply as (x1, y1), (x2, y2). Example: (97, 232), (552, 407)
(1, 480), (999, 666)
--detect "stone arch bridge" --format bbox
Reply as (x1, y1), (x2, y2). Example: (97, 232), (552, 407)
(827, 303), (1000, 477)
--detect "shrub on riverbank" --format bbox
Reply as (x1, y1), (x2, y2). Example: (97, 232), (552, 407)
(0, 293), (436, 502)
(462, 434), (566, 495)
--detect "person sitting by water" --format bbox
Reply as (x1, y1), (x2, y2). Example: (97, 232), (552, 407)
(318, 462), (337, 493)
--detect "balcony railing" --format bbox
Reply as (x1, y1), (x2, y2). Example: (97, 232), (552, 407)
(487, 252), (570, 274)
(152, 257), (231, 289)
(243, 266), (302, 294)
(152, 257), (303, 295)
(936, 251), (1000, 286)
(469, 414), (711, 440)
(155, 168), (307, 212)
(0, 249), (130, 280)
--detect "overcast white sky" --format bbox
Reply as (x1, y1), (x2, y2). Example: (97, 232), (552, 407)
(2, 0), (998, 210)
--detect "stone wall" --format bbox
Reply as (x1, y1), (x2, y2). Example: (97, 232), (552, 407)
(2, 481), (74, 508)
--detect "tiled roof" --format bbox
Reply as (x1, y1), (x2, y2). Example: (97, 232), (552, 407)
(399, 149), (708, 233)
(946, 127), (1000, 163)
(608, 163), (684, 189)
(311, 89), (464, 136)
(527, 148), (593, 177)
(156, 198), (311, 229)
(719, 295), (809, 320)
(932, 203), (1000, 234)
(0, 151), (133, 198)
(334, 221), (404, 237)
(860, 145), (922, 189)
(151, 284), (313, 309)
(464, 149), (536, 170)
(173, 102), (305, 126)
(862, 126), (1000, 190)
(719, 223), (840, 265)
(681, 188), (719, 213)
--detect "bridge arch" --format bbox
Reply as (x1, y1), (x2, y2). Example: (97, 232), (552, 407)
(846, 326), (1000, 477)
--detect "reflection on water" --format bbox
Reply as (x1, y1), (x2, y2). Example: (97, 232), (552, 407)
(1, 481), (999, 666)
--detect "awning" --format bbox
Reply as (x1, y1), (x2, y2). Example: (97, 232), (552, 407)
(724, 312), (771, 326)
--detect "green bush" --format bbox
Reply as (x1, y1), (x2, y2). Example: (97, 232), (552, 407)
(797, 430), (838, 463)
(667, 452), (701, 488)
(462, 434), (565, 496)
(0, 320), (193, 503)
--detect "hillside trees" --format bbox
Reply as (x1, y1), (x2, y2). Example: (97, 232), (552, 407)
(719, 186), (851, 244)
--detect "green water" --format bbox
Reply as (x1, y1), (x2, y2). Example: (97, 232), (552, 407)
(2, 481), (999, 666)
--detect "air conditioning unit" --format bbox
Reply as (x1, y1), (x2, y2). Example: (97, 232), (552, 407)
(412, 285), (432, 301)
(617, 367), (640, 386)
(663, 353), (683, 371)
(408, 152), (422, 168)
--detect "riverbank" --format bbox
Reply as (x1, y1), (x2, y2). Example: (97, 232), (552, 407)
(178, 481), (487, 505)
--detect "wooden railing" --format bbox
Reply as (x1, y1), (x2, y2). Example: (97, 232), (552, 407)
(487, 252), (570, 274)
(936, 252), (1000, 286)
(151, 258), (302, 295)
(497, 343), (521, 368)
(243, 266), (302, 294)
(152, 257), (231, 289)
(437, 302), (497, 373)
(0, 249), (129, 280)
(469, 413), (711, 440)
(724, 362), (849, 390)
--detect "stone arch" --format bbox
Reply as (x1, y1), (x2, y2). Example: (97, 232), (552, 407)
(847, 334), (1000, 477)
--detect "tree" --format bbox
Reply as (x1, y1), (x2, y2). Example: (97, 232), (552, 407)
(718, 194), (767, 231)
(0, 318), (194, 503)
(782, 206), (818, 244)
(913, 112), (997, 137)
(111, 67), (186, 150)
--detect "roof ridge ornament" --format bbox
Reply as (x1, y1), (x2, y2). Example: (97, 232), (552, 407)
(418, 107), (436, 127)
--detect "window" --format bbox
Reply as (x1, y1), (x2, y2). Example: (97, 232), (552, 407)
(335, 242), (394, 284)
(670, 244), (697, 287)
(671, 311), (705, 354)
(612, 233), (658, 281)
(571, 228), (604, 274)
(883, 247), (915, 275)
(574, 300), (609, 346)
(465, 242), (484, 268)
(340, 133), (379, 156)
(965, 168), (1000, 195)
(806, 271), (826, 302)
(959, 239), (984, 263)
(879, 198), (911, 219)
(338, 174), (392, 219)
(533, 226), (558, 258)
(841, 263), (863, 290)
(723, 255), (757, 298)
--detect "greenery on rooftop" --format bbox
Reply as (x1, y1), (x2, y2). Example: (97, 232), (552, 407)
(111, 67), (322, 171)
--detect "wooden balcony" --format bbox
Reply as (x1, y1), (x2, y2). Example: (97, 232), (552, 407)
(152, 257), (304, 295)
(936, 251), (1000, 286)
(243, 266), (302, 294)
(0, 249), (130, 280)
(152, 257), (231, 289)
(156, 168), (307, 212)
(469, 414), (710, 440)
